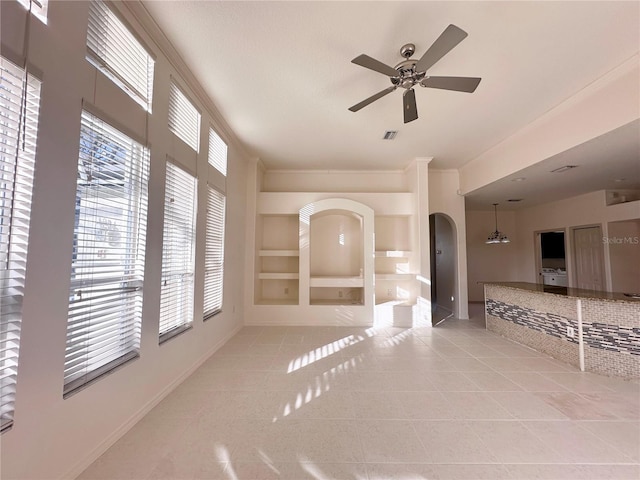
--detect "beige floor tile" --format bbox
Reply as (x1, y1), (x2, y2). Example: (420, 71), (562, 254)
(295, 419), (365, 463)
(578, 420), (640, 462)
(540, 372), (614, 392)
(390, 391), (454, 420)
(282, 462), (369, 480)
(366, 463), (512, 480)
(580, 391), (640, 419)
(500, 371), (569, 392)
(524, 421), (631, 463)
(533, 392), (618, 420)
(281, 389), (356, 419)
(505, 464), (640, 480)
(442, 392), (514, 420)
(428, 371), (482, 392)
(463, 371), (524, 391)
(229, 418), (303, 463)
(469, 421), (561, 463)
(488, 391), (569, 420)
(356, 420), (428, 463)
(413, 420), (498, 463)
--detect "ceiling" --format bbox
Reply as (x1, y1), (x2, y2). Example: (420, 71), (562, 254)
(465, 119), (640, 210)
(141, 1), (639, 188)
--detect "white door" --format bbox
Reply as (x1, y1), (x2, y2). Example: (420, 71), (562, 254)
(573, 226), (605, 291)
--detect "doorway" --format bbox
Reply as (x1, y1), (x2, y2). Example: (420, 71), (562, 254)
(429, 213), (456, 325)
(573, 225), (605, 292)
(535, 231), (567, 290)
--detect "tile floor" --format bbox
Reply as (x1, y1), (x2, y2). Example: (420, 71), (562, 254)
(79, 305), (640, 480)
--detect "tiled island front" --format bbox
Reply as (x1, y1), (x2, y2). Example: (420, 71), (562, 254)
(484, 283), (640, 379)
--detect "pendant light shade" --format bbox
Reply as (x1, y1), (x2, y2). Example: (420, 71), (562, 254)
(486, 203), (510, 244)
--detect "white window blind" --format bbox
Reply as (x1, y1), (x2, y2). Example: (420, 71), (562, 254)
(0, 56), (41, 432)
(159, 161), (197, 341)
(168, 82), (200, 152)
(86, 0), (155, 111)
(203, 187), (225, 319)
(208, 127), (227, 176)
(64, 110), (149, 397)
(17, 0), (48, 24)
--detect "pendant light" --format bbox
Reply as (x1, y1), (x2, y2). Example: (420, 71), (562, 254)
(486, 203), (510, 244)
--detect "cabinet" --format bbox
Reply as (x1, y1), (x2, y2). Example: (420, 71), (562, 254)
(255, 215), (299, 304)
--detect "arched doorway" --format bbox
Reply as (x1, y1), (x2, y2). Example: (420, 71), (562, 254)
(429, 213), (456, 325)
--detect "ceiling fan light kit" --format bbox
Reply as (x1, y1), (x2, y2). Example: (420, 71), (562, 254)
(349, 24), (481, 123)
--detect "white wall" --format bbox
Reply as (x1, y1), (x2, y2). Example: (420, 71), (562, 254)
(459, 57), (639, 195)
(514, 191), (640, 290)
(466, 191), (640, 301)
(429, 170), (469, 318)
(262, 170), (408, 192)
(465, 209), (519, 302)
(1, 2), (247, 479)
(608, 219), (640, 294)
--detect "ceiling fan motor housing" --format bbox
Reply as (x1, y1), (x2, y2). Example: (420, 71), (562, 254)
(393, 59), (426, 89)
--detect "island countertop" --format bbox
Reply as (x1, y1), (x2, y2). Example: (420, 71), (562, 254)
(481, 281), (640, 303)
(483, 283), (640, 378)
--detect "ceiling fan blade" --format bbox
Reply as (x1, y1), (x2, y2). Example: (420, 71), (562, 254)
(351, 54), (398, 77)
(348, 86), (396, 112)
(415, 24), (468, 73)
(421, 76), (481, 93)
(403, 89), (418, 124)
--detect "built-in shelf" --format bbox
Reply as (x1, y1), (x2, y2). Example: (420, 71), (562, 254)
(375, 273), (416, 281)
(310, 298), (364, 306)
(309, 276), (364, 287)
(259, 250), (299, 257)
(374, 250), (411, 258)
(258, 273), (299, 280)
(255, 298), (299, 305)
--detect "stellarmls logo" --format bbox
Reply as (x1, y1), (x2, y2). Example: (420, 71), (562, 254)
(602, 236), (639, 245)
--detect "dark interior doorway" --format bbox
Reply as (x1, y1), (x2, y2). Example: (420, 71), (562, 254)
(430, 213), (456, 325)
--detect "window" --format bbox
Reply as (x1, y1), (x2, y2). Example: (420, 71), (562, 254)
(159, 161), (197, 341)
(168, 82), (200, 151)
(86, 0), (155, 111)
(64, 110), (150, 396)
(208, 127), (227, 176)
(203, 187), (225, 319)
(17, 0), (48, 24)
(0, 56), (41, 432)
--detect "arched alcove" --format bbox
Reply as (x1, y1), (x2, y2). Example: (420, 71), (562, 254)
(299, 198), (374, 323)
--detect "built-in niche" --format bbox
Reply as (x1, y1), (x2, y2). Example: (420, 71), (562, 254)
(309, 209), (364, 305)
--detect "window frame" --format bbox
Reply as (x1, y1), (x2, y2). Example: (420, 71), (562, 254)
(158, 159), (198, 343)
(63, 109), (150, 397)
(0, 55), (42, 432)
(203, 185), (226, 320)
(168, 81), (201, 152)
(86, 0), (155, 111)
(208, 127), (228, 177)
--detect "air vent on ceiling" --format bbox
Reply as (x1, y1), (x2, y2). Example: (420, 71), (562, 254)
(383, 130), (398, 140)
(551, 165), (578, 173)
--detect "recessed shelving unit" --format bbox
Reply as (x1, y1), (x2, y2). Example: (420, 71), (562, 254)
(374, 215), (418, 309)
(255, 214), (300, 305)
(308, 210), (364, 306)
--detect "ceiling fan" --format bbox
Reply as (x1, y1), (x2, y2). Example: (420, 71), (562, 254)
(348, 24), (481, 124)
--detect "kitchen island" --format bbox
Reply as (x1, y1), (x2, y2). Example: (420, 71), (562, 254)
(484, 282), (640, 379)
